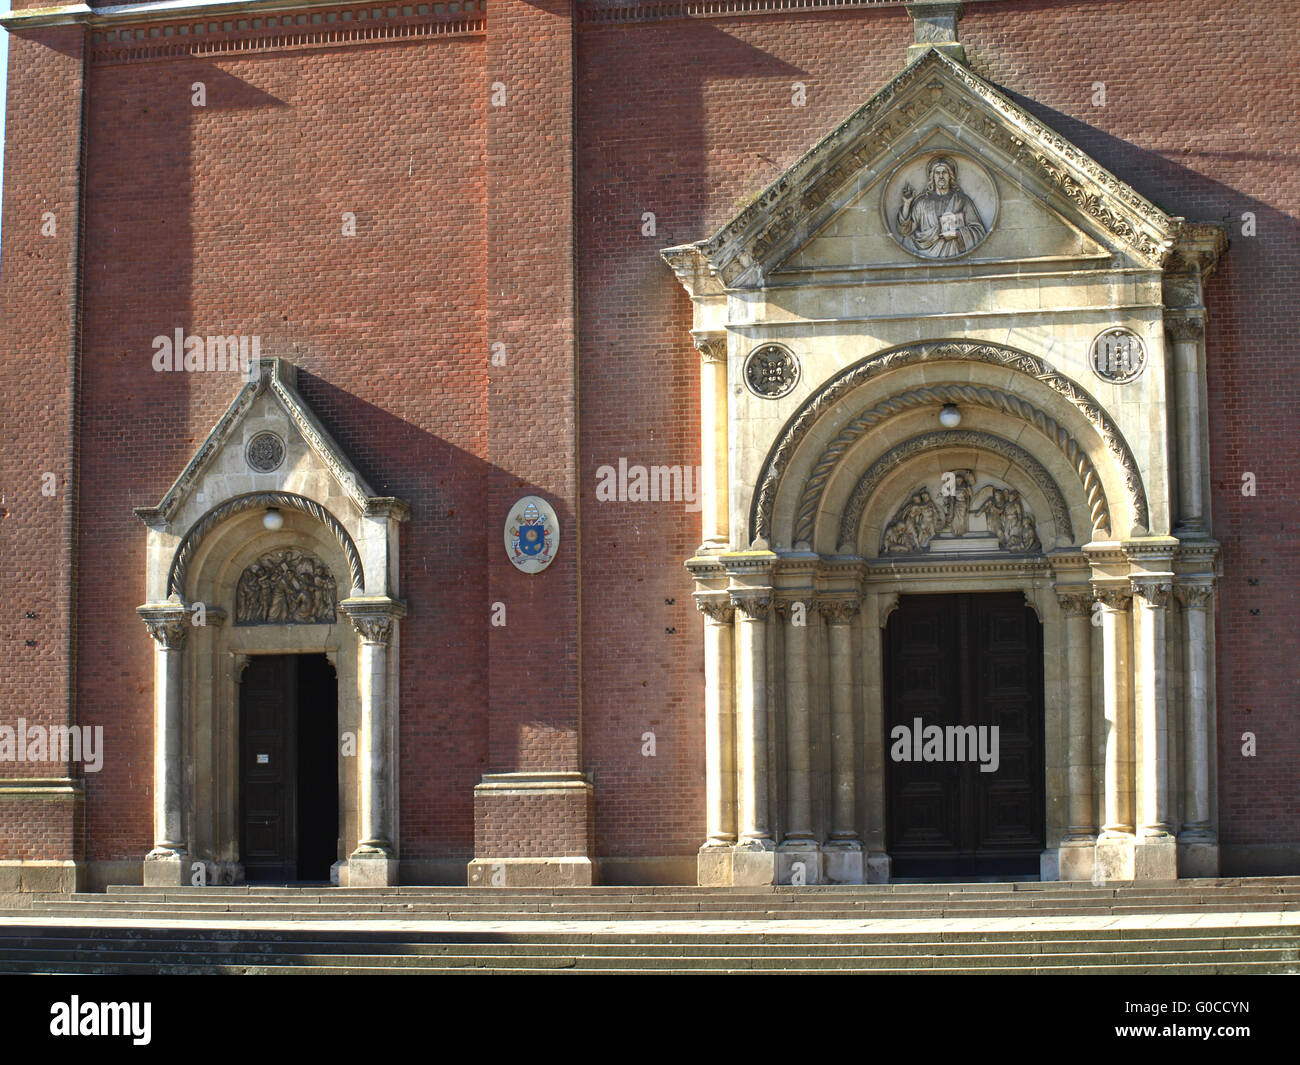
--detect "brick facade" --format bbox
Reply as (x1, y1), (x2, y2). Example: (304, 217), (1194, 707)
(1, 0), (1296, 884)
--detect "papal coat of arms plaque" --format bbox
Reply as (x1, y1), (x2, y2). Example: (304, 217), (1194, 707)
(505, 495), (559, 573)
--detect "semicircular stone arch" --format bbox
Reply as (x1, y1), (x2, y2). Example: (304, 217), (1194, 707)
(750, 339), (1148, 546)
(168, 490), (365, 599)
(837, 430), (1072, 555)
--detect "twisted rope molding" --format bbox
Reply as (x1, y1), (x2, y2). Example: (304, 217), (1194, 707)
(794, 384), (1110, 546)
(750, 340), (1148, 545)
(168, 491), (365, 599)
(838, 430), (1072, 551)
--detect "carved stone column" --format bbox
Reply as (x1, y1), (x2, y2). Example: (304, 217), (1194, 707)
(340, 596), (406, 886)
(1092, 584), (1134, 881)
(820, 597), (864, 883)
(1055, 589), (1096, 879)
(1131, 577), (1176, 878)
(1166, 313), (1208, 536)
(139, 605), (191, 886)
(693, 332), (729, 553)
(730, 591), (777, 884)
(776, 594), (819, 884)
(694, 594), (736, 886)
(1176, 581), (1218, 875)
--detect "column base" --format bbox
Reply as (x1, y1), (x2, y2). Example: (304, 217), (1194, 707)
(731, 840), (778, 886)
(1093, 834), (1135, 882)
(142, 849), (190, 887)
(823, 841), (864, 884)
(1057, 839), (1097, 881)
(866, 852), (892, 884)
(1133, 834), (1178, 880)
(467, 857), (595, 887)
(347, 851), (399, 886)
(777, 843), (822, 886)
(0, 859), (82, 893)
(1177, 832), (1220, 878)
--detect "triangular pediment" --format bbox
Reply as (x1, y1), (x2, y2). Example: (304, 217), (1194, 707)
(136, 358), (377, 529)
(663, 49), (1182, 289)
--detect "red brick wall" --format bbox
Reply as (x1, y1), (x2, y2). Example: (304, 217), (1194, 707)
(1, 0), (1296, 874)
(0, 28), (87, 863)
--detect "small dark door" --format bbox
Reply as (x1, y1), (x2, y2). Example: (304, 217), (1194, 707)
(239, 654), (338, 882)
(884, 593), (1044, 877)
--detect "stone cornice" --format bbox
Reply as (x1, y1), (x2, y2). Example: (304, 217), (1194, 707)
(2, 0), (482, 31)
(865, 556), (1052, 579)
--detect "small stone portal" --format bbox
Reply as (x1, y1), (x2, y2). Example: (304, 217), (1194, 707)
(881, 471), (1040, 555)
(235, 548), (337, 626)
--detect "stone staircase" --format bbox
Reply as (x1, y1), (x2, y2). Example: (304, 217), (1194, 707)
(1, 878), (1297, 973)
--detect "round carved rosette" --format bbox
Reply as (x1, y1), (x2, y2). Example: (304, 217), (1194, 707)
(246, 431), (286, 473)
(743, 344), (800, 399)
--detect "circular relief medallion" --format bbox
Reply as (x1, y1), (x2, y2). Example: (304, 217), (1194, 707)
(505, 495), (560, 574)
(1089, 328), (1146, 383)
(744, 344), (800, 399)
(881, 151), (999, 260)
(246, 431), (285, 473)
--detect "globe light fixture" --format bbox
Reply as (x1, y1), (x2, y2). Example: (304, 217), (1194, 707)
(263, 507), (284, 531)
(939, 403), (961, 428)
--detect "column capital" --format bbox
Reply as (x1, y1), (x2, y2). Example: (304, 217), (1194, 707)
(817, 597), (861, 625)
(1174, 582), (1214, 609)
(1054, 588), (1094, 616)
(1130, 578), (1172, 610)
(138, 605), (190, 649)
(694, 594), (735, 624)
(1164, 311), (1205, 342)
(731, 593), (772, 621)
(691, 331), (727, 364)
(339, 596), (407, 645)
(1091, 583), (1132, 611)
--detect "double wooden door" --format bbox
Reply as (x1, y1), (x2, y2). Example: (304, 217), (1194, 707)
(884, 593), (1045, 877)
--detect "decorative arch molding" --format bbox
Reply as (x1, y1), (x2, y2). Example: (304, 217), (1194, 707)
(838, 429), (1073, 553)
(750, 339), (1149, 545)
(168, 491), (365, 599)
(793, 383), (1111, 546)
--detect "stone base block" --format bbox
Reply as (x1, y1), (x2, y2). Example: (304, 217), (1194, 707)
(142, 851), (190, 887)
(0, 860), (81, 893)
(777, 846), (822, 886)
(467, 857), (595, 887)
(866, 852), (892, 884)
(1093, 835), (1135, 882)
(331, 859), (347, 887)
(823, 845), (864, 884)
(1177, 838), (1219, 878)
(1057, 841), (1097, 882)
(697, 846), (734, 887)
(1134, 835), (1178, 880)
(347, 854), (400, 887)
(731, 844), (778, 886)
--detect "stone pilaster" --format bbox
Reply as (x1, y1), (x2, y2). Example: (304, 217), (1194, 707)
(731, 592), (775, 879)
(819, 596), (864, 883)
(1175, 581), (1218, 876)
(694, 593), (736, 885)
(1055, 589), (1096, 880)
(776, 592), (819, 885)
(340, 596), (406, 886)
(1092, 584), (1134, 881)
(139, 604), (190, 886)
(1131, 577), (1176, 879)
(1165, 312), (1208, 537)
(692, 331), (729, 554)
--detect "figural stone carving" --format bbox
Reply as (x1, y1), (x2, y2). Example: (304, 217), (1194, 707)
(887, 153), (996, 259)
(882, 471), (1040, 555)
(235, 548), (337, 625)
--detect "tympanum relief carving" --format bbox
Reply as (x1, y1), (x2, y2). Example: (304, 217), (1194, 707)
(235, 548), (338, 625)
(881, 471), (1040, 555)
(884, 152), (998, 260)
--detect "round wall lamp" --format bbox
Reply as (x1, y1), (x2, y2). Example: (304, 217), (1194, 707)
(263, 507), (284, 531)
(939, 403), (962, 428)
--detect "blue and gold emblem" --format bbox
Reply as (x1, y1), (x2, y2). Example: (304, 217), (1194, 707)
(505, 496), (559, 573)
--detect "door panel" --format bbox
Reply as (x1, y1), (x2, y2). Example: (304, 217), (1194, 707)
(885, 593), (1044, 876)
(239, 655), (297, 881)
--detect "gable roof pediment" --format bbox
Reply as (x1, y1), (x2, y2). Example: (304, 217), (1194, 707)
(663, 49), (1184, 291)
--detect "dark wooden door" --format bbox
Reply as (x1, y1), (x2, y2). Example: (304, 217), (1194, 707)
(239, 655), (298, 881)
(884, 593), (1044, 876)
